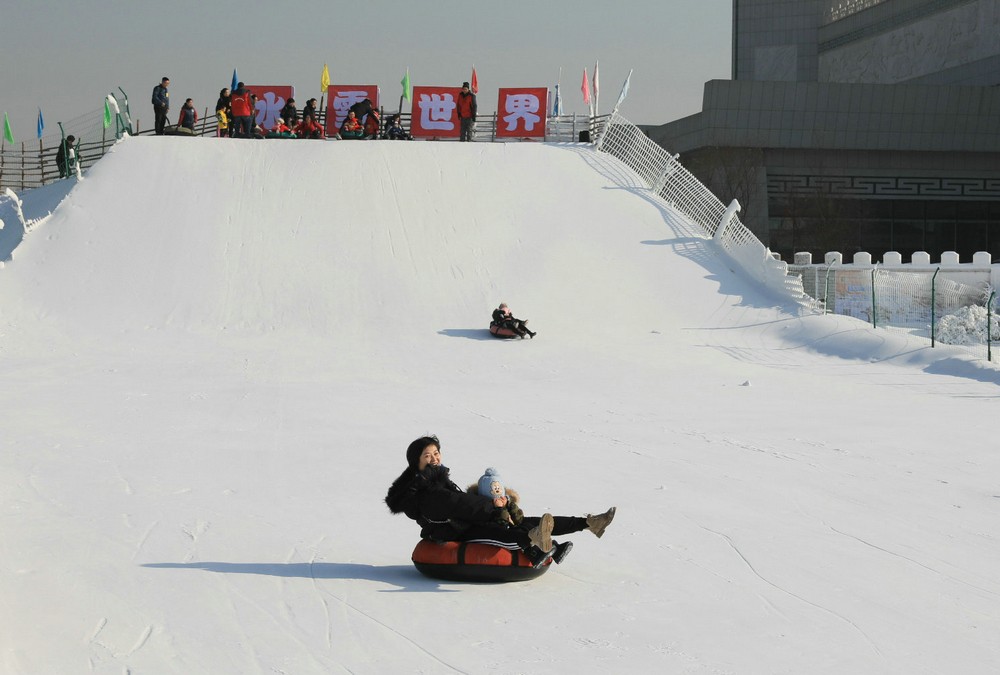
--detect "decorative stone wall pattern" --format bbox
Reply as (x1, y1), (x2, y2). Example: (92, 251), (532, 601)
(819, 0), (1000, 83)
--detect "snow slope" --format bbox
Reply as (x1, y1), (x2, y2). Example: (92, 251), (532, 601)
(1, 137), (999, 674)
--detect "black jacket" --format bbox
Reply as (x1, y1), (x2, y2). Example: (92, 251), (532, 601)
(349, 98), (376, 121)
(386, 464), (501, 540)
(280, 102), (298, 126)
(492, 307), (523, 328)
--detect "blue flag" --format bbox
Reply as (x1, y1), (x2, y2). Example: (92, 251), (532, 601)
(552, 83), (564, 116)
(37, 108), (44, 139)
(231, 68), (238, 91)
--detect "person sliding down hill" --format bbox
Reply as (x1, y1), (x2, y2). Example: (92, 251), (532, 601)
(492, 302), (536, 338)
(385, 436), (616, 568)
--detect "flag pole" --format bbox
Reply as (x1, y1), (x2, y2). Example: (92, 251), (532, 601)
(399, 67), (410, 117)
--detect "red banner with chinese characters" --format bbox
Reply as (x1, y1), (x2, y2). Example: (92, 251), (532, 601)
(495, 88), (547, 138)
(246, 86), (294, 130)
(326, 85), (380, 136)
(410, 86), (462, 138)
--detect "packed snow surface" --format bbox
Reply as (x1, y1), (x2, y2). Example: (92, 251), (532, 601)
(2, 137), (999, 674)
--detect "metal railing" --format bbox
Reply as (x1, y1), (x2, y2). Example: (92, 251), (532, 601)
(594, 110), (808, 304)
(1, 107), (599, 193)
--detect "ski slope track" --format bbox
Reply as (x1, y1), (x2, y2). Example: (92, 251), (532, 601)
(1, 136), (999, 674)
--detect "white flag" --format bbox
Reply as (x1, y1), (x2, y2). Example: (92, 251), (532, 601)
(614, 69), (632, 111)
(592, 60), (600, 115)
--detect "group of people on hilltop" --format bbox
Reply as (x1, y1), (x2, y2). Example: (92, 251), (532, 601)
(150, 76), (479, 141)
(213, 82), (270, 139)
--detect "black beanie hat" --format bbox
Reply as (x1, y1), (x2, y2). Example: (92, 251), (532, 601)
(406, 435), (440, 470)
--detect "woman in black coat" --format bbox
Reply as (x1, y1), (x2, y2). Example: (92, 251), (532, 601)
(385, 435), (615, 567)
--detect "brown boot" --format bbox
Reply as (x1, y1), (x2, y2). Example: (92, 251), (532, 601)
(586, 507), (616, 538)
(528, 513), (554, 552)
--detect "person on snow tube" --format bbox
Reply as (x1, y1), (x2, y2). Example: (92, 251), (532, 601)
(491, 302), (535, 338)
(385, 435), (616, 568)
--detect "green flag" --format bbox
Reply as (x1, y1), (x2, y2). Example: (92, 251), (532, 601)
(401, 69), (411, 102)
(103, 98), (112, 129)
(3, 112), (13, 144)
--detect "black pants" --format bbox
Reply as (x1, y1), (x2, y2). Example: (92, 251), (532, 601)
(154, 106), (169, 135)
(459, 516), (587, 550)
(459, 117), (474, 142)
(501, 319), (529, 336)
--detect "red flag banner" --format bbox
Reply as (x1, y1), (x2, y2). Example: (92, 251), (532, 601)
(471, 67), (479, 94)
(410, 86), (461, 138)
(326, 85), (380, 136)
(495, 88), (548, 138)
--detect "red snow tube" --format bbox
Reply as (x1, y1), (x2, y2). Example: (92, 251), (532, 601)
(411, 540), (551, 583)
(489, 322), (520, 339)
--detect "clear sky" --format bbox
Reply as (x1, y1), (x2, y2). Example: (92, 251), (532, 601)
(0, 0), (732, 141)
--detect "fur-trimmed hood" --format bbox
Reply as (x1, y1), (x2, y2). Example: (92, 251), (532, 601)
(467, 483), (524, 526)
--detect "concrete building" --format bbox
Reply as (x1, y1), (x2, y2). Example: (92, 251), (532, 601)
(644, 0), (1000, 263)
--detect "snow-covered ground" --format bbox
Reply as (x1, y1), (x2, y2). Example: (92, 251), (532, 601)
(1, 137), (999, 674)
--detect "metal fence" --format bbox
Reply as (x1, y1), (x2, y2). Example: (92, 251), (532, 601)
(1, 102), (599, 193)
(790, 257), (1000, 362)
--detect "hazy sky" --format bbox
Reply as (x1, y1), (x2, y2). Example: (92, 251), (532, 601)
(0, 0), (732, 141)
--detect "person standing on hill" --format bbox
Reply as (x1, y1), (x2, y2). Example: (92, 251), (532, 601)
(280, 97), (299, 128)
(152, 77), (170, 135)
(215, 88), (232, 137)
(457, 81), (477, 142)
(55, 135), (76, 178)
(349, 97), (378, 135)
(230, 83), (253, 138)
(302, 98), (319, 122)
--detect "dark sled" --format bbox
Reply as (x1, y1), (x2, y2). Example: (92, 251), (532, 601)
(411, 539), (551, 583)
(489, 322), (521, 339)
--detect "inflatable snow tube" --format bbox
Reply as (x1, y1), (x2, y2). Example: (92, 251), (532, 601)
(489, 322), (520, 339)
(411, 540), (551, 583)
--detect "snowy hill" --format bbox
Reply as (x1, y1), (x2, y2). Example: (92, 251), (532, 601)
(1, 137), (999, 674)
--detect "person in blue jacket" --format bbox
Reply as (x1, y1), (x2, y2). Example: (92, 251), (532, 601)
(152, 77), (170, 135)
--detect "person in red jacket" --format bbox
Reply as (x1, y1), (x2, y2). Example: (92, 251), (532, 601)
(294, 115), (325, 139)
(363, 109), (381, 138)
(457, 81), (477, 142)
(229, 83), (254, 138)
(177, 98), (198, 131)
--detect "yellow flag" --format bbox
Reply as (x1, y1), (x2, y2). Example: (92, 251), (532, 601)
(321, 64), (330, 93)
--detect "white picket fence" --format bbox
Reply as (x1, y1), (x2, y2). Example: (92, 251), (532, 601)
(593, 110), (808, 304)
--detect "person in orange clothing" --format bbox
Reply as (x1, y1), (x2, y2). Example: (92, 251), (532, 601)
(293, 115), (325, 139)
(339, 110), (365, 139)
